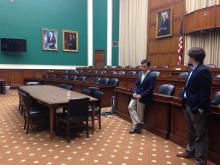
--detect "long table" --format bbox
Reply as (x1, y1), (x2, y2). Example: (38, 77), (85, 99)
(24, 78), (115, 107)
(19, 85), (98, 140)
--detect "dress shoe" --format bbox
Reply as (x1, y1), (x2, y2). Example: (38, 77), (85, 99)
(129, 128), (137, 134)
(176, 152), (195, 159)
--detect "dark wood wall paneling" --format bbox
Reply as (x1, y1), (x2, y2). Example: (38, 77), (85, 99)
(148, 0), (185, 66)
(0, 70), (48, 86)
(184, 5), (220, 34)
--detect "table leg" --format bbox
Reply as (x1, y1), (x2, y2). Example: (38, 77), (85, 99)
(50, 107), (55, 140)
(91, 103), (95, 134)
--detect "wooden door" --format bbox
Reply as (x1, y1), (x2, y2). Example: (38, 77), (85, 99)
(94, 50), (105, 66)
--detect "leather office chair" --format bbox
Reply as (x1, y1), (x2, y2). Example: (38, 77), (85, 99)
(81, 88), (92, 96)
(60, 75), (69, 80)
(77, 76), (86, 81)
(92, 77), (101, 84)
(56, 98), (90, 142)
(48, 74), (57, 80)
(117, 71), (126, 75)
(206, 64), (216, 68)
(110, 71), (118, 75)
(26, 82), (40, 86)
(97, 70), (104, 74)
(90, 70), (98, 74)
(107, 78), (119, 87)
(211, 91), (220, 105)
(151, 71), (160, 77)
(59, 84), (72, 90)
(99, 77), (109, 85)
(179, 72), (188, 78)
(158, 84), (175, 96)
(127, 71), (136, 76)
(215, 74), (220, 79)
(68, 75), (77, 81)
(88, 87), (100, 95)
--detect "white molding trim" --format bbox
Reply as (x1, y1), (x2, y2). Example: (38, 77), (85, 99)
(107, 0), (113, 66)
(0, 64), (84, 70)
(88, 0), (93, 66)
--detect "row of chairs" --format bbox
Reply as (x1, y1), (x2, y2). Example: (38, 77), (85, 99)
(157, 83), (220, 107)
(44, 75), (119, 86)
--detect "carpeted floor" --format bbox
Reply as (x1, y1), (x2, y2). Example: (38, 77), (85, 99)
(0, 90), (216, 165)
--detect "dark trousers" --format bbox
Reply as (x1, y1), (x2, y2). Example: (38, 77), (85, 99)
(183, 103), (208, 165)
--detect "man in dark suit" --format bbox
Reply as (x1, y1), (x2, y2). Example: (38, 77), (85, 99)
(128, 59), (156, 134)
(176, 47), (212, 165)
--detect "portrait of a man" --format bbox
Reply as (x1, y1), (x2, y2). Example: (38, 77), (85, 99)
(156, 9), (172, 38)
(63, 30), (78, 52)
(42, 28), (58, 50)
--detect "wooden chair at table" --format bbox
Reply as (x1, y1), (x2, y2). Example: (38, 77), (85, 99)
(56, 98), (90, 143)
(90, 89), (104, 129)
(21, 92), (49, 134)
(18, 88), (25, 115)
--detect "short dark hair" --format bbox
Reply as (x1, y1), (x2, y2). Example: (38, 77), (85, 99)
(141, 59), (151, 67)
(187, 47), (206, 64)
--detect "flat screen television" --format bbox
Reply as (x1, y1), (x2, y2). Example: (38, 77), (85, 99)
(1, 38), (27, 52)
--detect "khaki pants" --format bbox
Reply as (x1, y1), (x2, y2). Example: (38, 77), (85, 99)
(128, 98), (145, 128)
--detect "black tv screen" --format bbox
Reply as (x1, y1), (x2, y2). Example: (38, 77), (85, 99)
(1, 38), (27, 52)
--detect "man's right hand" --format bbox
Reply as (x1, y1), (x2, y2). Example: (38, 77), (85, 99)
(133, 93), (137, 97)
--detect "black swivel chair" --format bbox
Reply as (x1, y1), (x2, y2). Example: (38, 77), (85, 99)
(151, 71), (160, 77)
(211, 91), (220, 105)
(81, 88), (92, 96)
(59, 84), (72, 90)
(48, 74), (57, 80)
(60, 75), (69, 80)
(206, 64), (216, 68)
(158, 84), (175, 96)
(127, 71), (136, 76)
(179, 72), (188, 78)
(68, 75), (77, 81)
(56, 98), (90, 143)
(107, 78), (119, 87)
(77, 76), (86, 81)
(92, 77), (101, 84)
(215, 74), (220, 79)
(99, 77), (109, 85)
(117, 71), (126, 75)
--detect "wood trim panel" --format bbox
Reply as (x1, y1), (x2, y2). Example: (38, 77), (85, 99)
(184, 6), (218, 34)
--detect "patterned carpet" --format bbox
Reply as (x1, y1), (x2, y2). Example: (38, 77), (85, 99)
(0, 91), (216, 165)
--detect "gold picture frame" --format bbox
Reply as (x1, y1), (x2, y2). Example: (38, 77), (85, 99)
(156, 8), (172, 38)
(42, 28), (58, 51)
(63, 30), (78, 52)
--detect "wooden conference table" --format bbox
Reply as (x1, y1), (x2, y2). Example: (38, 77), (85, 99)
(19, 85), (98, 140)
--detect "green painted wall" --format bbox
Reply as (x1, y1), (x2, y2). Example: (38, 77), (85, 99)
(93, 0), (107, 65)
(0, 0), (87, 65)
(112, 0), (119, 66)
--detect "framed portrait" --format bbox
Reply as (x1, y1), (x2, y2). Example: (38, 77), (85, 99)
(42, 28), (58, 51)
(156, 8), (172, 38)
(63, 30), (78, 52)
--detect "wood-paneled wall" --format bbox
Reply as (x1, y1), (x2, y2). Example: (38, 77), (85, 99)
(148, 0), (185, 66)
(0, 70), (48, 87)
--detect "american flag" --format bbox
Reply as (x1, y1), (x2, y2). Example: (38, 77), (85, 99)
(177, 21), (183, 65)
